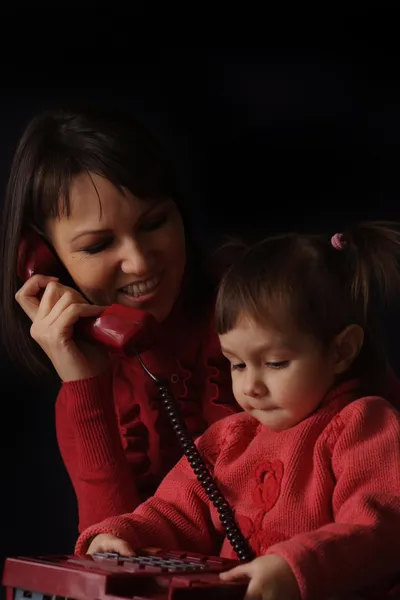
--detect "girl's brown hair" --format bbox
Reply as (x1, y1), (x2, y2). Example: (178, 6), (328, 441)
(215, 222), (400, 387)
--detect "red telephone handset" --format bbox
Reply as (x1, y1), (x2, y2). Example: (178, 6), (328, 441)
(17, 230), (158, 354)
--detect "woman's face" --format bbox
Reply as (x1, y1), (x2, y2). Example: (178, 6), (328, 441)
(46, 172), (186, 323)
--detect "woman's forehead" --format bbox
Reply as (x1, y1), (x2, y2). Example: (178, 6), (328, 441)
(59, 173), (158, 221)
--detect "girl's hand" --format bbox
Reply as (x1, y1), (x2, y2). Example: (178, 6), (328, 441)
(86, 533), (134, 557)
(220, 554), (300, 600)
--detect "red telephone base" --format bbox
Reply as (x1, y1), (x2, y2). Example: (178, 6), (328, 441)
(2, 549), (247, 600)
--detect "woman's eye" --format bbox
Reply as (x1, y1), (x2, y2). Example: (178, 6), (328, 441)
(83, 239), (113, 255)
(140, 214), (168, 232)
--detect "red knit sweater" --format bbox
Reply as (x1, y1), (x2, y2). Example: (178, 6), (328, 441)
(76, 379), (400, 599)
(56, 291), (240, 533)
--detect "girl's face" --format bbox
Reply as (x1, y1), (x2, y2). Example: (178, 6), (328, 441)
(219, 314), (339, 431)
(46, 172), (186, 323)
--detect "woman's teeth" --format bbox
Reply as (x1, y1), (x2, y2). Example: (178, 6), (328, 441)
(121, 275), (160, 298)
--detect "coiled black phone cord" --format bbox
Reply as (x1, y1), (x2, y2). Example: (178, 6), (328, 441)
(137, 354), (254, 562)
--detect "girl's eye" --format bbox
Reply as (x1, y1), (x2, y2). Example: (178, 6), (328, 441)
(266, 361), (290, 369)
(231, 363), (246, 371)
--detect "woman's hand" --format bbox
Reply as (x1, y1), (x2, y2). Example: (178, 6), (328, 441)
(15, 275), (110, 381)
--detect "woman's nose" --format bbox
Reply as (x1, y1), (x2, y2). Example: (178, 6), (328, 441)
(119, 239), (152, 276)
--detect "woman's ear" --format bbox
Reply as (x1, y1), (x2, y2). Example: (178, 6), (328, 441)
(332, 324), (364, 375)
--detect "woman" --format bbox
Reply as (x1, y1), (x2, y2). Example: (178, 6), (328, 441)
(0, 105), (239, 532)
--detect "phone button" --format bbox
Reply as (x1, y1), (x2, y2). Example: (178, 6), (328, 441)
(171, 374), (179, 384)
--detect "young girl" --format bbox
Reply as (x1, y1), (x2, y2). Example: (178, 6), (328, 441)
(0, 105), (239, 533)
(76, 222), (400, 599)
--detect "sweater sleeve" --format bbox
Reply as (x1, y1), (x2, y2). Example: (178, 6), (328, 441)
(56, 368), (141, 533)
(74, 418), (229, 556)
(266, 398), (400, 599)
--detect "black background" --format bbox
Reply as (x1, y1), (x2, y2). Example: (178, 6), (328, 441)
(1, 20), (400, 596)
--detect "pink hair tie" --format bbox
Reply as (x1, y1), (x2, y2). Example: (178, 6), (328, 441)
(331, 233), (345, 250)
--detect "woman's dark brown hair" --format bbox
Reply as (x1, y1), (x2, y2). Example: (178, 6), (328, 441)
(0, 105), (205, 376)
(215, 222), (400, 388)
